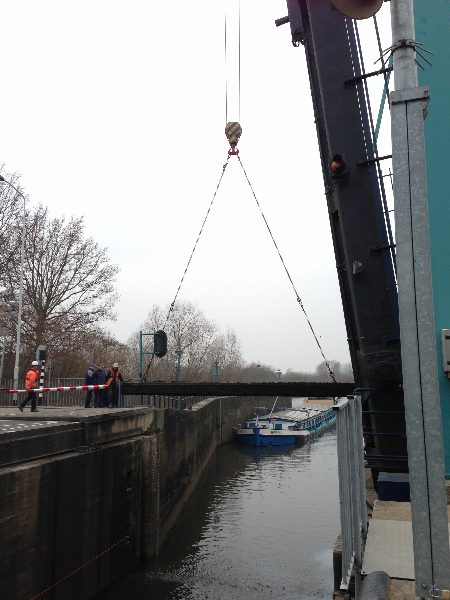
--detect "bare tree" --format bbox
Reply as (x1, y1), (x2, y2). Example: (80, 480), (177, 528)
(209, 328), (243, 381)
(1, 205), (119, 374)
(43, 328), (129, 379)
(283, 368), (316, 382)
(236, 361), (279, 383)
(0, 169), (24, 286)
(315, 360), (353, 382)
(130, 301), (242, 382)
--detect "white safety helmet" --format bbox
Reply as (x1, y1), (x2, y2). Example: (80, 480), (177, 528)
(31, 360), (39, 366)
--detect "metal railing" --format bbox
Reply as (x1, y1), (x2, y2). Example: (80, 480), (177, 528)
(0, 378), (85, 406)
(333, 394), (367, 596)
(0, 379), (206, 411)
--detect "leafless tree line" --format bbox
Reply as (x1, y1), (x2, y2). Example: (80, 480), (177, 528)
(0, 168), (353, 383)
(0, 168), (119, 379)
(124, 300), (353, 384)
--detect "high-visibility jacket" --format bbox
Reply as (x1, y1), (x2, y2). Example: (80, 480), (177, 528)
(106, 368), (123, 388)
(25, 367), (39, 391)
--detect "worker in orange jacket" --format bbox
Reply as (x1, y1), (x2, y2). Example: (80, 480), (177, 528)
(18, 360), (40, 412)
(105, 362), (124, 407)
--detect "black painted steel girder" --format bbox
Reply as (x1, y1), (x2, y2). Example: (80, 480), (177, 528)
(122, 381), (356, 398)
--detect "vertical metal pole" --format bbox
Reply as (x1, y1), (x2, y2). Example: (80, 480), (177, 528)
(176, 351), (181, 409)
(390, 0), (450, 594)
(176, 352), (181, 382)
(0, 336), (5, 381)
(139, 331), (143, 380)
(139, 331), (143, 405)
(13, 195), (26, 394)
(38, 359), (45, 406)
(355, 396), (367, 542)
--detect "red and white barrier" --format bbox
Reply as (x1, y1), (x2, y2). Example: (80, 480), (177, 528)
(4, 384), (110, 394)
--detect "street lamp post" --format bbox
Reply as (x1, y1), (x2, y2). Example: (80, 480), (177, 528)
(0, 176), (26, 392)
(0, 334), (6, 381)
(175, 349), (182, 382)
(213, 361), (221, 382)
(175, 349), (182, 410)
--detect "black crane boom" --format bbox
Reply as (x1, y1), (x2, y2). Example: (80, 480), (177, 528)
(279, 0), (406, 473)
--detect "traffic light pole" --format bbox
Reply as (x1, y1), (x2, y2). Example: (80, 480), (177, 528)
(0, 336), (5, 381)
(390, 0), (450, 595)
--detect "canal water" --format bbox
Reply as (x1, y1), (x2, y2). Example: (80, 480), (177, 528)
(101, 404), (340, 600)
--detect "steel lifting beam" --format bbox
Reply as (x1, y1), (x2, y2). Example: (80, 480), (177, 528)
(122, 381), (356, 398)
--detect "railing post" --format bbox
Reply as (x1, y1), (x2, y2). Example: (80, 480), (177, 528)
(334, 394), (366, 598)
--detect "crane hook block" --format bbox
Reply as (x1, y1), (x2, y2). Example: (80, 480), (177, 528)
(225, 122), (242, 155)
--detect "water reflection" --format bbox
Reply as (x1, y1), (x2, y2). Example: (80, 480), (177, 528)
(100, 424), (339, 600)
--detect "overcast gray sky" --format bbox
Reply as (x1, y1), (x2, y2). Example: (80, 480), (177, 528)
(0, 1), (393, 372)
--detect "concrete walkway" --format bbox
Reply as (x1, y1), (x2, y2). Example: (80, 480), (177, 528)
(0, 405), (149, 421)
(0, 405), (154, 467)
(362, 474), (450, 599)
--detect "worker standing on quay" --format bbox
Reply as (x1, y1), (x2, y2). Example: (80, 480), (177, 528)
(18, 360), (40, 412)
(106, 362), (123, 408)
(95, 365), (108, 407)
(84, 363), (97, 408)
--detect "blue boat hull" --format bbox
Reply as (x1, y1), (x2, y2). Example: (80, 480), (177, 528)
(236, 411), (336, 447)
(237, 428), (296, 447)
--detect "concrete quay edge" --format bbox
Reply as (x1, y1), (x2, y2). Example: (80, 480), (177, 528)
(0, 406), (155, 466)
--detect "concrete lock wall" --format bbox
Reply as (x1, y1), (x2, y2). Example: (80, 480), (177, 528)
(0, 396), (281, 599)
(0, 438), (144, 600)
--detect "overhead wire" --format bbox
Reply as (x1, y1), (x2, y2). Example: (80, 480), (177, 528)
(225, 0), (241, 124)
(225, 8), (228, 124)
(238, 0), (241, 122)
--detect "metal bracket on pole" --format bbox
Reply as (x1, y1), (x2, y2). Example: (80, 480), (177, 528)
(344, 66), (393, 88)
(390, 86), (430, 117)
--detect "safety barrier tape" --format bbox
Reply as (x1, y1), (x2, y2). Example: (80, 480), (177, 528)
(4, 384), (110, 394)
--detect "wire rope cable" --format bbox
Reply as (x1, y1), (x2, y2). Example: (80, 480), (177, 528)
(237, 154), (337, 383)
(238, 0), (241, 122)
(224, 0), (241, 124)
(144, 156), (231, 378)
(225, 7), (228, 124)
